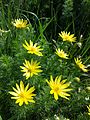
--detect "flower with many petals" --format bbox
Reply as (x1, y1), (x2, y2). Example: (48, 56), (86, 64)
(46, 75), (72, 100)
(55, 48), (69, 59)
(20, 59), (42, 79)
(12, 19), (28, 28)
(9, 81), (36, 106)
(23, 40), (43, 56)
(59, 31), (76, 43)
(74, 58), (88, 72)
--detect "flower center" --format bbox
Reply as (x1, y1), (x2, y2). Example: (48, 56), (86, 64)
(59, 52), (65, 57)
(30, 47), (36, 52)
(19, 92), (26, 99)
(54, 86), (59, 93)
(60, 52), (63, 56)
(28, 66), (35, 73)
(64, 35), (69, 40)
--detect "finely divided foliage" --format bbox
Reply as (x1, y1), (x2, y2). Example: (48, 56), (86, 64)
(0, 1), (90, 118)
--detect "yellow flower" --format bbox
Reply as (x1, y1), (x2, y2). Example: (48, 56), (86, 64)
(20, 59), (42, 79)
(9, 81), (36, 106)
(59, 31), (76, 42)
(87, 105), (90, 115)
(55, 48), (69, 59)
(12, 19), (28, 28)
(23, 40), (43, 56)
(74, 58), (88, 72)
(46, 75), (72, 100)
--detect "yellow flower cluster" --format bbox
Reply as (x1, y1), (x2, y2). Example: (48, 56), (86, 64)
(57, 31), (88, 72)
(9, 22), (89, 107)
(9, 20), (44, 106)
(20, 39), (43, 79)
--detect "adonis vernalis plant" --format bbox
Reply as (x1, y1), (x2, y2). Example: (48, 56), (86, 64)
(74, 58), (88, 72)
(46, 75), (72, 100)
(23, 40), (43, 56)
(0, 6), (90, 119)
(12, 19), (28, 28)
(59, 31), (76, 43)
(9, 81), (36, 106)
(20, 59), (42, 79)
(55, 48), (69, 59)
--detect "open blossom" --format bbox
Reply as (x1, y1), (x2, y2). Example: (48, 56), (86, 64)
(59, 31), (76, 43)
(23, 40), (43, 56)
(74, 58), (88, 72)
(46, 75), (72, 100)
(12, 19), (28, 28)
(20, 59), (42, 79)
(55, 48), (69, 59)
(9, 81), (36, 106)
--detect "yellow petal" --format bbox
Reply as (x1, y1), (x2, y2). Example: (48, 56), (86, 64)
(9, 92), (18, 96)
(29, 100), (35, 103)
(54, 92), (58, 100)
(16, 83), (20, 92)
(19, 101), (23, 106)
(25, 83), (29, 91)
(50, 75), (53, 82)
(60, 79), (67, 84)
(27, 86), (35, 94)
(12, 87), (19, 93)
(46, 79), (50, 85)
(20, 81), (24, 92)
(62, 88), (72, 92)
(11, 96), (19, 99)
(55, 76), (61, 84)
(50, 90), (54, 94)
